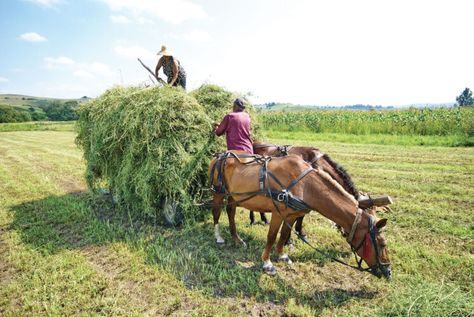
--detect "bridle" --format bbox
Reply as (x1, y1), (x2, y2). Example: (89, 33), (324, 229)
(346, 209), (391, 278)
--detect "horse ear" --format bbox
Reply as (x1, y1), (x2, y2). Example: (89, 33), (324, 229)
(376, 218), (387, 229)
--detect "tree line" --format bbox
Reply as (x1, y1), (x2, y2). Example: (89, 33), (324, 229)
(0, 100), (79, 123)
(259, 88), (474, 110)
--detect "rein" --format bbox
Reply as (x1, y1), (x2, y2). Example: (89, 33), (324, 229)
(269, 185), (386, 275)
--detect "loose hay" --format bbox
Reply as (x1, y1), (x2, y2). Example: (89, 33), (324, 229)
(76, 84), (262, 225)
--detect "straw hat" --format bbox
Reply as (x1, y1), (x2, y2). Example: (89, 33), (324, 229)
(157, 45), (172, 56)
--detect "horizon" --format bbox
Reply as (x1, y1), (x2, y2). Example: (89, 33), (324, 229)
(1, 0), (473, 106)
(0, 92), (459, 109)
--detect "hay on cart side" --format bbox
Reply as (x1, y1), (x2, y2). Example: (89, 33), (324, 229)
(76, 85), (223, 223)
(191, 84), (264, 142)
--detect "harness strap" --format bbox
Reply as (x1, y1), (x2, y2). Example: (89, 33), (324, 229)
(253, 143), (278, 149)
(346, 209), (363, 243)
(287, 167), (314, 191)
(211, 151), (312, 212)
(309, 153), (325, 166)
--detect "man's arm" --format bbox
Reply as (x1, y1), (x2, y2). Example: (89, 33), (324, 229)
(170, 59), (179, 86)
(214, 115), (228, 136)
(155, 57), (163, 79)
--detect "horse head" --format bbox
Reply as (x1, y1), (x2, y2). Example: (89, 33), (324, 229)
(347, 210), (391, 279)
(304, 166), (392, 279)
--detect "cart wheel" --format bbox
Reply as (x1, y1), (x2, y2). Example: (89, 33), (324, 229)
(162, 197), (184, 227)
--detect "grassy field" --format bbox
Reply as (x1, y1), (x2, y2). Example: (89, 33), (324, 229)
(0, 130), (473, 316)
(0, 121), (75, 132)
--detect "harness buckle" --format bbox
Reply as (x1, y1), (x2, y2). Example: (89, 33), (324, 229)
(277, 189), (289, 202)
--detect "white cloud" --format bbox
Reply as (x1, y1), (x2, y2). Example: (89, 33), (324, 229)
(24, 0), (63, 8)
(182, 29), (211, 42)
(73, 70), (94, 78)
(44, 56), (75, 69)
(114, 44), (155, 60)
(44, 56), (115, 78)
(100, 0), (207, 24)
(20, 32), (47, 42)
(136, 16), (154, 25)
(110, 15), (130, 24)
(0, 77), (9, 83)
(87, 62), (115, 77)
(110, 14), (154, 25)
(167, 29), (211, 43)
(36, 82), (92, 97)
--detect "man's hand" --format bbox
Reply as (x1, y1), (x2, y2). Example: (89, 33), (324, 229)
(212, 122), (219, 131)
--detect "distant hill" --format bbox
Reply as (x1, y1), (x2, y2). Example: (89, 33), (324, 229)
(0, 94), (91, 122)
(0, 94), (91, 110)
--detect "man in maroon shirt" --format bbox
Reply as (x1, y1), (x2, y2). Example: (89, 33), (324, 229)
(213, 98), (253, 154)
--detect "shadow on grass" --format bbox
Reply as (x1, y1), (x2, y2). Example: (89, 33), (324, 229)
(8, 192), (376, 311)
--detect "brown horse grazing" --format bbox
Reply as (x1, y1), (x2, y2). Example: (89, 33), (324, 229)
(210, 151), (391, 279)
(250, 142), (362, 240)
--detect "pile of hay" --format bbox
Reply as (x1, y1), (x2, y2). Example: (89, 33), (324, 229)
(76, 84), (261, 225)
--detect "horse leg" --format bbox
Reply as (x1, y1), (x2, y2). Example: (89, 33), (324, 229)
(284, 215), (308, 246)
(212, 193), (225, 245)
(260, 212), (270, 225)
(249, 211), (256, 225)
(295, 216), (307, 239)
(276, 214), (298, 264)
(227, 197), (246, 248)
(261, 212), (283, 275)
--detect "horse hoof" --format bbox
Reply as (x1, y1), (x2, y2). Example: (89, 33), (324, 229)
(216, 239), (225, 246)
(250, 221), (257, 225)
(263, 264), (277, 276)
(278, 254), (293, 265)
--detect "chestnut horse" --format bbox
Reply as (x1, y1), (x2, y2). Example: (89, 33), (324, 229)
(251, 142), (362, 241)
(210, 151), (391, 278)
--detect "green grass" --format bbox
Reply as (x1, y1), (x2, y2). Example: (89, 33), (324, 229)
(0, 121), (76, 132)
(0, 131), (473, 316)
(266, 130), (474, 147)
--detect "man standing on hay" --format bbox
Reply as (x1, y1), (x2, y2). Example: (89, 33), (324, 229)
(155, 45), (187, 89)
(213, 98), (253, 154)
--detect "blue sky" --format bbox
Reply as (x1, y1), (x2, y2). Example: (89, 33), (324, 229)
(1, 0), (473, 106)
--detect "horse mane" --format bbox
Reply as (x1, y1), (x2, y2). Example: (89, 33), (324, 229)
(322, 154), (360, 199)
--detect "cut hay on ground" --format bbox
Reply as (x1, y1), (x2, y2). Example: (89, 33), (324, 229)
(76, 84), (262, 224)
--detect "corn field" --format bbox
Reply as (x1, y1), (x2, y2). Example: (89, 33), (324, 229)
(260, 107), (474, 136)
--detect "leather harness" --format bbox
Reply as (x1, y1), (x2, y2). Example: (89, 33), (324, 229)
(210, 151), (313, 212)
